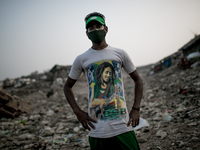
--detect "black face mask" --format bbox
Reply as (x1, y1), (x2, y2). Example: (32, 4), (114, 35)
(88, 30), (106, 44)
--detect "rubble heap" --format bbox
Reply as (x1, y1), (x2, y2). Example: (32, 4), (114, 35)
(0, 63), (199, 149)
(134, 65), (200, 150)
(0, 90), (32, 118)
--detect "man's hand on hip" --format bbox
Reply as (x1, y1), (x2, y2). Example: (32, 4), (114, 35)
(75, 109), (97, 131)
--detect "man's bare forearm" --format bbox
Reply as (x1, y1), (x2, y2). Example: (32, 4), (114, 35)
(127, 71), (143, 127)
(63, 77), (97, 130)
(64, 85), (81, 114)
(133, 78), (143, 109)
(63, 77), (81, 114)
(129, 70), (143, 109)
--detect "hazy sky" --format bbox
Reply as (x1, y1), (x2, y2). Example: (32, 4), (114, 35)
(0, 0), (200, 80)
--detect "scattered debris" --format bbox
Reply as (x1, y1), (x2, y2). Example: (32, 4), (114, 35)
(0, 90), (32, 118)
(0, 45), (199, 150)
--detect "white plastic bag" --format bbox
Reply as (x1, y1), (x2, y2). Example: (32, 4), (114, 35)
(133, 117), (150, 130)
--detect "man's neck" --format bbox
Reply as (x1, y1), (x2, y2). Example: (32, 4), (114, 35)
(92, 41), (108, 50)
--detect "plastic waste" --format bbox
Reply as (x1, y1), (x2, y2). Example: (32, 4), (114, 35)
(162, 112), (173, 121)
(164, 115), (172, 121)
(133, 117), (150, 130)
(52, 137), (68, 144)
(187, 51), (200, 60)
(4, 132), (10, 135)
(14, 120), (28, 125)
(191, 61), (200, 68)
(67, 133), (73, 138)
(156, 130), (167, 139)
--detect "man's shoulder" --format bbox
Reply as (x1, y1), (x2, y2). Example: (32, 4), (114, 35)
(76, 48), (92, 60)
(107, 45), (126, 56)
(80, 48), (92, 55)
(108, 45), (124, 52)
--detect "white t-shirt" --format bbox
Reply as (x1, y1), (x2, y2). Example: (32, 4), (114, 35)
(69, 45), (136, 138)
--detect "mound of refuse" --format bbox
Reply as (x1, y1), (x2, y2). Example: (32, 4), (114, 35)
(0, 90), (32, 118)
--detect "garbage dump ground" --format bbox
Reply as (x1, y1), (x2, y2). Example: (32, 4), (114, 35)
(0, 64), (200, 150)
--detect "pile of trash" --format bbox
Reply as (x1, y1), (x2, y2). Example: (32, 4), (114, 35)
(0, 90), (32, 118)
(0, 60), (199, 149)
(134, 64), (200, 149)
(177, 51), (200, 70)
(0, 72), (91, 150)
(149, 50), (200, 75)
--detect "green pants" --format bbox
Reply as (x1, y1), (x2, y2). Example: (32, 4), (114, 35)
(89, 131), (140, 150)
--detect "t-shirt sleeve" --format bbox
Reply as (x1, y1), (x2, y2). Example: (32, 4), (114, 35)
(68, 56), (83, 80)
(122, 49), (136, 74)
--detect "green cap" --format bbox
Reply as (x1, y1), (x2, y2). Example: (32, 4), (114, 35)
(85, 16), (105, 29)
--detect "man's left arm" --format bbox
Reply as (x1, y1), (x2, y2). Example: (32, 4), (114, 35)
(127, 70), (143, 127)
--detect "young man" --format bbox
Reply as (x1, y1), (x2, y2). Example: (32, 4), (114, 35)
(64, 12), (143, 150)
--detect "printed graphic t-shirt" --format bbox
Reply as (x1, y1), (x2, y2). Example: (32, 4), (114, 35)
(69, 45), (136, 138)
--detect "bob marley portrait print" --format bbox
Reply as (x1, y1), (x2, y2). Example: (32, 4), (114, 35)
(86, 60), (127, 121)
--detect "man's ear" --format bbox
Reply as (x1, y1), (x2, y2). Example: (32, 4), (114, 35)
(104, 26), (108, 34)
(86, 30), (89, 38)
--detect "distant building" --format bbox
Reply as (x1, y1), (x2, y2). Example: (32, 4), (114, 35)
(179, 34), (200, 56)
(49, 64), (71, 78)
(150, 51), (182, 74)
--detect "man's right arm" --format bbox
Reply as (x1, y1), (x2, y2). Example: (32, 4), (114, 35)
(63, 77), (97, 130)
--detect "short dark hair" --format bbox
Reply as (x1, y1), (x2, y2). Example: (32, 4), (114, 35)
(84, 12), (105, 22)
